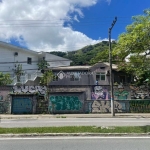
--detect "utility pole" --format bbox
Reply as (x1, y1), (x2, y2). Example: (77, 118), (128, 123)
(109, 17), (117, 117)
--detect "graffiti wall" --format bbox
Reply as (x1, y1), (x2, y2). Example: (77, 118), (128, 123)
(85, 100), (129, 113)
(130, 85), (150, 99)
(12, 86), (47, 95)
(91, 86), (110, 100)
(91, 84), (150, 100)
(0, 87), (11, 114)
(49, 95), (83, 113)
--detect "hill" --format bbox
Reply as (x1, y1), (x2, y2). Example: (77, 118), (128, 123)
(50, 41), (117, 66)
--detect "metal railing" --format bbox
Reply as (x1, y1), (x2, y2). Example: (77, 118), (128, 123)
(11, 71), (43, 85)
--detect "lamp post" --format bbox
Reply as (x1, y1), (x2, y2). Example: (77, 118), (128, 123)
(109, 17), (117, 117)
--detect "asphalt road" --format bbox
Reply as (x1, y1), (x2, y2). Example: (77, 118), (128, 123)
(0, 118), (150, 127)
(0, 137), (150, 150)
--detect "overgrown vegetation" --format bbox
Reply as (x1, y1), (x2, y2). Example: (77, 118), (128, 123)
(0, 72), (12, 85)
(113, 9), (150, 86)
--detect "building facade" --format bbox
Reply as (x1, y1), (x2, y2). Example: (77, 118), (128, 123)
(0, 41), (71, 85)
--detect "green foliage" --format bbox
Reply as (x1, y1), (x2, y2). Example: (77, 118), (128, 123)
(50, 41), (117, 65)
(14, 64), (24, 82)
(37, 60), (50, 71)
(0, 72), (12, 85)
(40, 70), (53, 86)
(0, 126), (150, 134)
(113, 9), (150, 85)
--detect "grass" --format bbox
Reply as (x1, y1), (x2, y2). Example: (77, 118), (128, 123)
(0, 126), (150, 134)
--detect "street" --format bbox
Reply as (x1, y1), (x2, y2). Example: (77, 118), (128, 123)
(0, 137), (150, 150)
(0, 118), (150, 128)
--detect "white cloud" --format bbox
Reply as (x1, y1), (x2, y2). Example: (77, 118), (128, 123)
(0, 0), (110, 52)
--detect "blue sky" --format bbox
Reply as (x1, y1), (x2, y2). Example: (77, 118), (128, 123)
(0, 0), (149, 52)
(71, 0), (150, 40)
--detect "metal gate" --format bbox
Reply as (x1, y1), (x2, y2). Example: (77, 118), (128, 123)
(12, 96), (33, 114)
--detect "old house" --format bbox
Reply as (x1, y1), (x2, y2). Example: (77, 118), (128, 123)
(49, 62), (133, 114)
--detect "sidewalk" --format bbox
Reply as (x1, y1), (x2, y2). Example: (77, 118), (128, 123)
(0, 113), (150, 119)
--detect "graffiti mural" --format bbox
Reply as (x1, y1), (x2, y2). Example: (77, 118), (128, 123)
(12, 86), (47, 95)
(114, 85), (129, 100)
(49, 95), (83, 112)
(86, 100), (129, 113)
(91, 86), (110, 100)
(130, 85), (150, 99)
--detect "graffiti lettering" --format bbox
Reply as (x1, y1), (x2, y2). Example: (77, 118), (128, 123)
(87, 100), (129, 113)
(12, 86), (47, 95)
(49, 95), (82, 112)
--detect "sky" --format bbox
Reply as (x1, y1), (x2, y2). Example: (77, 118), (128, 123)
(0, 0), (149, 52)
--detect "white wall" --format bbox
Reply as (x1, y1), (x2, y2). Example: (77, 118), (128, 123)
(45, 53), (71, 67)
(0, 45), (38, 76)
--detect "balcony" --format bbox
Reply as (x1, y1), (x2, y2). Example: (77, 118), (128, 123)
(12, 71), (43, 85)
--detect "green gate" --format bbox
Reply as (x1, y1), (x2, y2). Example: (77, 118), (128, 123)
(12, 97), (33, 114)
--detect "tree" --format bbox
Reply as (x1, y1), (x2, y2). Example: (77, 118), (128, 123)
(14, 64), (24, 82)
(37, 59), (50, 73)
(113, 9), (150, 85)
(39, 70), (54, 113)
(0, 72), (12, 85)
(40, 70), (53, 86)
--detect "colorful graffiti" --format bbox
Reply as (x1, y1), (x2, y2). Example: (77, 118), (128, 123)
(49, 95), (83, 112)
(114, 85), (129, 100)
(130, 85), (150, 99)
(86, 100), (129, 113)
(12, 86), (47, 95)
(91, 86), (110, 100)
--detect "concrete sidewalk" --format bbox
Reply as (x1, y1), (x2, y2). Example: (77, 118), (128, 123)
(0, 113), (150, 119)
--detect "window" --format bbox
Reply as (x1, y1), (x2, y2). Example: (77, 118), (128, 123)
(96, 72), (106, 81)
(27, 57), (32, 64)
(100, 67), (105, 69)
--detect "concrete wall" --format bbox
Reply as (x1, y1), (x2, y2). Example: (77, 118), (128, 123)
(0, 84), (150, 114)
(0, 86), (11, 114)
(0, 44), (38, 76)
(85, 100), (150, 113)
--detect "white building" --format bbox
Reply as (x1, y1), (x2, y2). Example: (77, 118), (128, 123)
(0, 41), (71, 85)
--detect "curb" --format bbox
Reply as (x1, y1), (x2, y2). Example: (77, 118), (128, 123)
(0, 133), (150, 137)
(0, 114), (150, 119)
